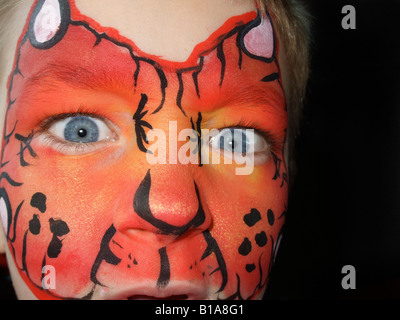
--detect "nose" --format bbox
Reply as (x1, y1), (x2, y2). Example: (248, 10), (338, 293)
(114, 165), (211, 238)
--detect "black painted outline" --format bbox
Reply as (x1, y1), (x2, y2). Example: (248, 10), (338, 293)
(190, 112), (203, 167)
(68, 20), (168, 117)
(15, 131), (37, 167)
(0, 188), (12, 238)
(172, 8), (281, 116)
(239, 9), (276, 64)
(0, 172), (23, 187)
(261, 72), (280, 83)
(221, 235), (274, 300)
(133, 170), (205, 236)
(90, 224), (121, 287)
(133, 93), (153, 153)
(157, 247), (170, 289)
(201, 230), (228, 293)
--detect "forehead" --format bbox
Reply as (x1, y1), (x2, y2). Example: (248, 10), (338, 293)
(6, 0), (285, 122)
(74, 0), (257, 63)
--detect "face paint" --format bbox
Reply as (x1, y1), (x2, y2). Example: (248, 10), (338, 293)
(0, 0), (287, 299)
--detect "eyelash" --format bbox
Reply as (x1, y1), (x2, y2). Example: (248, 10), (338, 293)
(38, 107), (109, 132)
(38, 135), (104, 154)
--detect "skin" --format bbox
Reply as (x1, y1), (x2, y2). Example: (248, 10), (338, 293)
(0, 0), (289, 300)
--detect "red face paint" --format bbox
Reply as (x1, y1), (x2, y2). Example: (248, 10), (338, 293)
(0, 0), (287, 299)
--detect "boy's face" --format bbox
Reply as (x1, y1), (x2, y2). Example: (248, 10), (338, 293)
(0, 0), (288, 299)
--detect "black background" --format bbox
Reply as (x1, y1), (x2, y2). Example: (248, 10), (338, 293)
(1, 0), (400, 300)
(265, 0), (400, 299)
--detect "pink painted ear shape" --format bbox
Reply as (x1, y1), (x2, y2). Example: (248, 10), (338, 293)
(28, 0), (70, 49)
(242, 11), (275, 61)
(33, 0), (62, 43)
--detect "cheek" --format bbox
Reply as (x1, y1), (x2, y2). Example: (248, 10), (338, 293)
(4, 146), (142, 298)
(200, 161), (287, 298)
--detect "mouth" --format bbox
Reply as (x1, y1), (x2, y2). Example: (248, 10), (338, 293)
(102, 282), (207, 300)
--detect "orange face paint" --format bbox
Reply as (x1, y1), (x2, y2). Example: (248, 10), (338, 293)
(0, 0), (287, 299)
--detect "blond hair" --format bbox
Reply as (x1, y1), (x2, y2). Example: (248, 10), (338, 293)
(261, 0), (311, 178)
(0, 0), (24, 77)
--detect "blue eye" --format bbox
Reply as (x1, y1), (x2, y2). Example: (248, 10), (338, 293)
(211, 128), (257, 154)
(208, 127), (271, 163)
(217, 128), (249, 154)
(43, 115), (117, 155)
(64, 116), (99, 143)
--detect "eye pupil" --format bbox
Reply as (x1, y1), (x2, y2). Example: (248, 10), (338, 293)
(78, 128), (87, 138)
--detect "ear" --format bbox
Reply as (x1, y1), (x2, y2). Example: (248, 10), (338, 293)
(0, 188), (12, 254)
(240, 10), (275, 63)
(27, 0), (71, 49)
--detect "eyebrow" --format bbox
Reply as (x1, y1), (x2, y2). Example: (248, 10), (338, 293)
(25, 63), (132, 92)
(229, 84), (283, 108)
(25, 62), (284, 117)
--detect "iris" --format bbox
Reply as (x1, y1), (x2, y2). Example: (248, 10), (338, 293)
(64, 116), (99, 143)
(218, 129), (249, 154)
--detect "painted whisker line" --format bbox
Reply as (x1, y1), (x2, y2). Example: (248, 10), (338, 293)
(176, 72), (187, 117)
(201, 230), (228, 293)
(189, 112), (204, 167)
(0, 172), (23, 187)
(90, 225), (121, 287)
(216, 42), (226, 86)
(1, 120), (18, 168)
(220, 274), (244, 300)
(157, 247), (171, 289)
(192, 57), (204, 98)
(9, 201), (23, 243)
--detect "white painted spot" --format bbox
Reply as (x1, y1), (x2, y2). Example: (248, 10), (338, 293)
(33, 0), (61, 43)
(0, 196), (8, 234)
